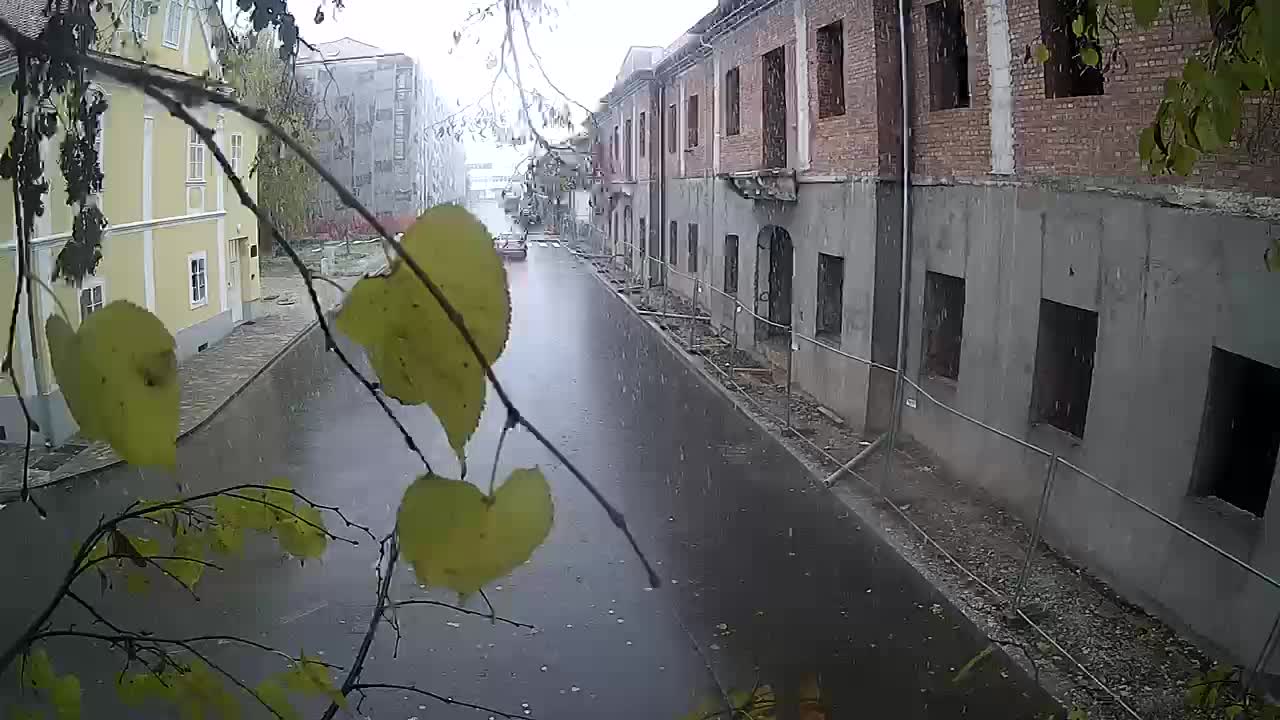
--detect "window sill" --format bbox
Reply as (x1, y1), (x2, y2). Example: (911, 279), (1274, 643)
(162, 40), (179, 50)
(816, 111), (847, 121)
(186, 180), (207, 186)
(190, 299), (208, 310)
(814, 332), (842, 349)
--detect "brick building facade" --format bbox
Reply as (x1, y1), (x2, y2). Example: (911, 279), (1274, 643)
(589, 0), (1280, 675)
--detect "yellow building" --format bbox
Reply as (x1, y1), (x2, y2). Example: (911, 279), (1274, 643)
(0, 0), (262, 444)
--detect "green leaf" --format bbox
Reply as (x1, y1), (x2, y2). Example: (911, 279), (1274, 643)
(279, 657), (345, 708)
(1170, 141), (1199, 175)
(49, 676), (80, 720)
(117, 672), (176, 706)
(274, 505), (327, 559)
(1131, 0), (1160, 26)
(161, 531), (208, 588)
(1071, 14), (1085, 36)
(1193, 110), (1222, 151)
(1225, 704), (1244, 720)
(22, 649), (56, 691)
(1259, 0), (1280, 82)
(1138, 126), (1157, 162)
(253, 681), (301, 720)
(398, 468), (554, 596)
(1067, 709), (1089, 720)
(1183, 58), (1210, 90)
(124, 570), (151, 595)
(175, 661), (239, 720)
(1032, 43), (1050, 64)
(335, 205), (510, 459)
(951, 645), (994, 684)
(1080, 46), (1100, 68)
(1231, 60), (1268, 91)
(46, 301), (179, 466)
(7, 708), (44, 720)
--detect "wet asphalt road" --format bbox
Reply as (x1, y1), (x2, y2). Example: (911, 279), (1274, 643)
(1, 240), (1058, 719)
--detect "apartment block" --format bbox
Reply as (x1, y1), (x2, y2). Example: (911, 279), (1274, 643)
(589, 0), (1280, 671)
(297, 38), (467, 237)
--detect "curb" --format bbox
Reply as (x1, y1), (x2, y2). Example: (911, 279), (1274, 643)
(567, 249), (1068, 712)
(6, 314), (325, 501)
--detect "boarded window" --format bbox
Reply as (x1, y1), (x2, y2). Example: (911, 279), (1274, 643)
(816, 21), (846, 118)
(688, 224), (699, 272)
(725, 67), (741, 136)
(668, 104), (678, 153)
(1031, 299), (1098, 438)
(926, 0), (970, 110)
(816, 253), (844, 338)
(687, 94), (700, 148)
(1191, 348), (1280, 517)
(724, 234), (739, 293)
(762, 46), (787, 168)
(639, 112), (647, 157)
(1039, 0), (1104, 98)
(923, 271), (965, 380)
(669, 221), (678, 263)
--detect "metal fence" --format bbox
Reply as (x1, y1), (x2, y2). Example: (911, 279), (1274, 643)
(571, 228), (1280, 719)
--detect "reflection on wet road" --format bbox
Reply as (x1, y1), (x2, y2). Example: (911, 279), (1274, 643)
(0, 241), (1057, 718)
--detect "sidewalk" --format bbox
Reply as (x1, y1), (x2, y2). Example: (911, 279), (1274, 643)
(0, 270), (351, 499)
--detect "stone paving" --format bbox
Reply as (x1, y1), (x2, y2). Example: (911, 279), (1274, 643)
(0, 269), (355, 498)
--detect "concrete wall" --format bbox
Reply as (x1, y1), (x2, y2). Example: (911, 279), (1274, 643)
(899, 183), (1280, 666)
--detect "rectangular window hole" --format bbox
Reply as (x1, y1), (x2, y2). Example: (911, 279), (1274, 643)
(1039, 0), (1104, 98)
(926, 0), (970, 110)
(724, 234), (739, 293)
(725, 67), (741, 136)
(1191, 347), (1280, 517)
(923, 271), (965, 380)
(816, 20), (846, 118)
(816, 253), (844, 339)
(688, 224), (699, 272)
(1031, 298), (1097, 438)
(197, 342), (209, 353)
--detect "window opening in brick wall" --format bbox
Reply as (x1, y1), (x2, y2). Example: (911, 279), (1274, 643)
(688, 224), (699, 272)
(1031, 299), (1097, 438)
(613, 126), (620, 170)
(625, 117), (634, 178)
(639, 218), (648, 272)
(639, 111), (647, 158)
(923, 271), (966, 380)
(762, 46), (788, 168)
(1039, 0), (1104, 98)
(816, 253), (844, 339)
(1190, 347), (1280, 517)
(669, 221), (678, 263)
(668, 104), (678, 153)
(725, 67), (741, 136)
(926, 0), (971, 110)
(816, 20), (846, 118)
(687, 94), (700, 148)
(724, 234), (739, 293)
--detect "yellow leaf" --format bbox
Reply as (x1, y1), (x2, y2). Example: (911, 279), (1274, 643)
(1032, 43), (1050, 64)
(117, 672), (176, 706)
(253, 681), (300, 720)
(21, 649), (55, 691)
(279, 657), (345, 708)
(46, 301), (178, 466)
(50, 675), (80, 720)
(398, 468), (553, 596)
(336, 205), (510, 458)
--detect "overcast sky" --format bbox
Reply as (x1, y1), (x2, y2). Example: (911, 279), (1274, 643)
(283, 0), (713, 173)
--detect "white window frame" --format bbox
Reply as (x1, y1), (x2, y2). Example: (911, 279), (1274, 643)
(162, 0), (183, 48)
(79, 278), (106, 320)
(187, 126), (205, 183)
(129, 0), (150, 38)
(188, 251), (208, 308)
(229, 132), (243, 174)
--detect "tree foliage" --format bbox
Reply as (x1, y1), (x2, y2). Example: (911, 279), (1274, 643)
(221, 31), (319, 243)
(1032, 0), (1278, 176)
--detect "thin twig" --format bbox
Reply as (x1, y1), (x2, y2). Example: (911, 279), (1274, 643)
(320, 533), (398, 720)
(394, 598), (535, 630)
(349, 682), (534, 719)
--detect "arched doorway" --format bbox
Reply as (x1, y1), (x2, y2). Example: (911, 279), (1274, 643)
(755, 226), (793, 338)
